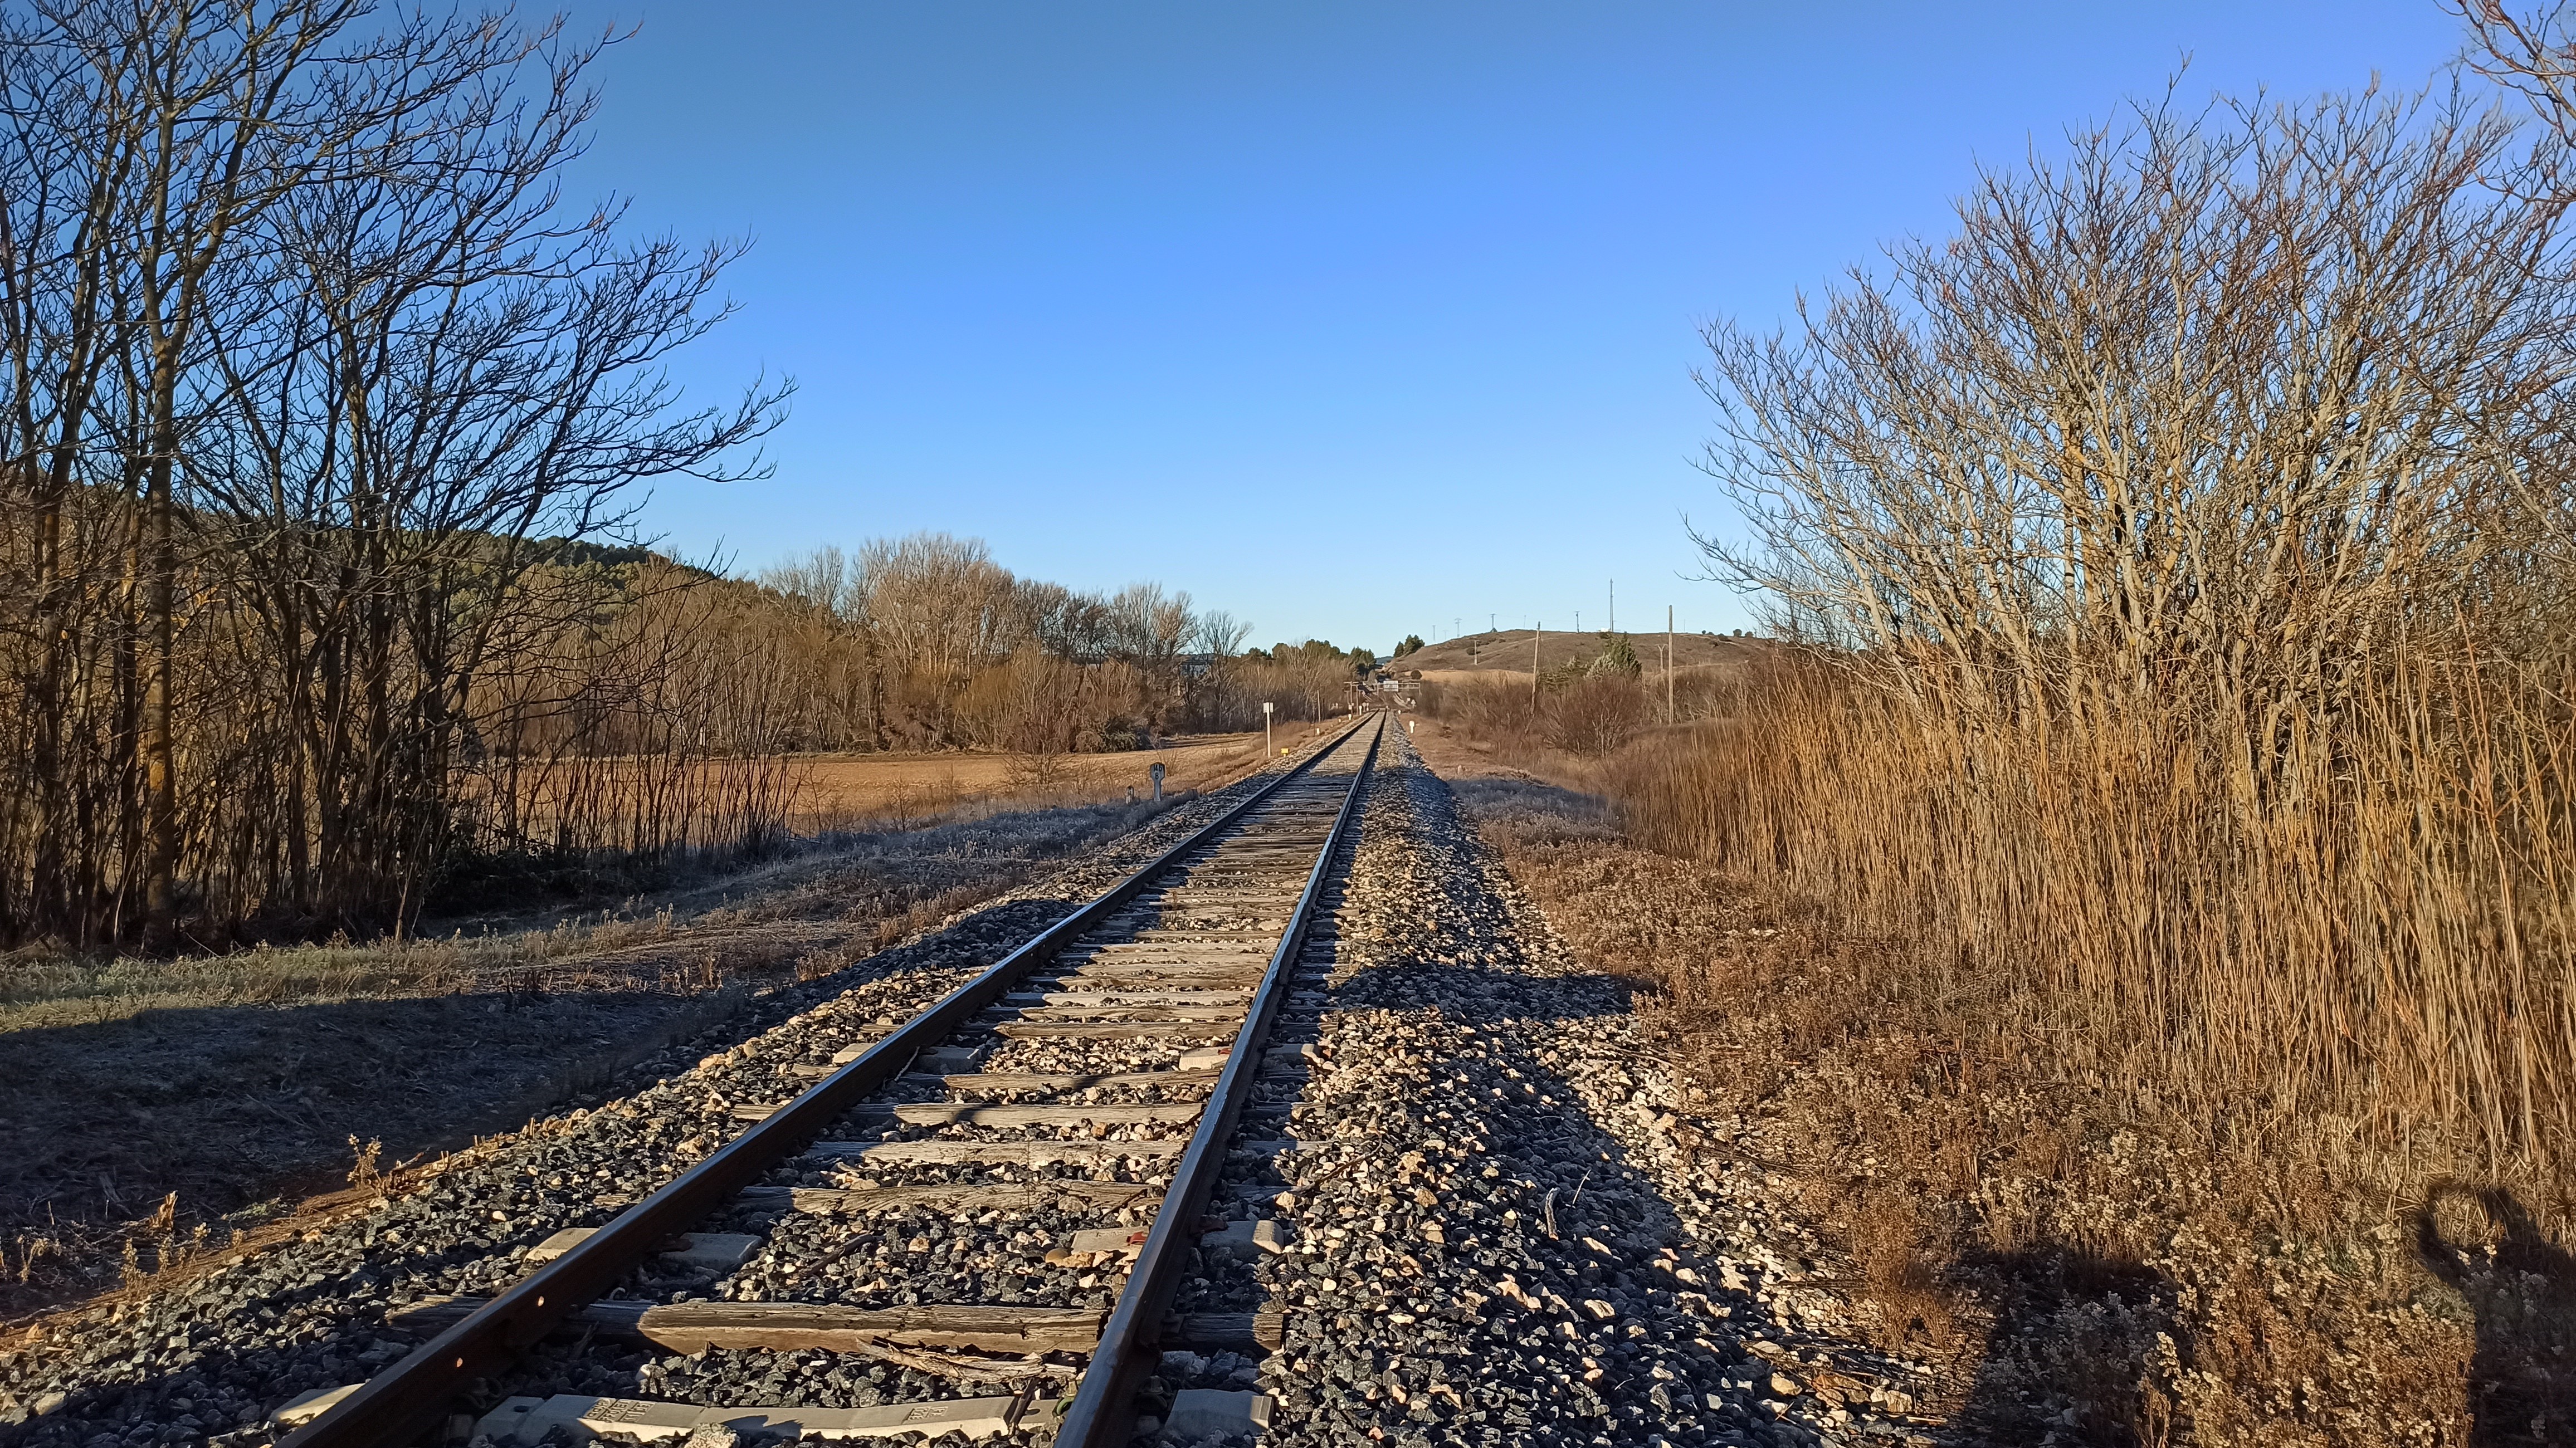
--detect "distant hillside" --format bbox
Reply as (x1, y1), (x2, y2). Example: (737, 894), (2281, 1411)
(1385, 628), (1770, 677)
(540, 537), (724, 580)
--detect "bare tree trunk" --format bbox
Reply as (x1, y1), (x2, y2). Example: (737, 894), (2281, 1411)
(139, 443), (175, 947)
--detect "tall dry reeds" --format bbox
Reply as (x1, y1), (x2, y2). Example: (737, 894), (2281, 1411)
(1659, 84), (2576, 1181)
(1607, 653), (2576, 1179)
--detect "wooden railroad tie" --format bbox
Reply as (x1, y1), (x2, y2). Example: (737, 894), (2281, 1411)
(735, 1102), (1205, 1127)
(916, 1068), (1219, 1092)
(1001, 1004), (1246, 1023)
(735, 1181), (1155, 1214)
(389, 1298), (1284, 1354)
(999, 989), (1252, 1006)
(1048, 966), (1269, 985)
(802, 1139), (1189, 1165)
(992, 1020), (1238, 1041)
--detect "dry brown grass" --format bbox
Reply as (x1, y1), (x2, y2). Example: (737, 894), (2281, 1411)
(1393, 629), (1767, 677)
(0, 917), (656, 1036)
(788, 732), (1275, 832)
(1602, 655), (2576, 1192)
(1425, 681), (2576, 1444)
(1416, 668), (1740, 764)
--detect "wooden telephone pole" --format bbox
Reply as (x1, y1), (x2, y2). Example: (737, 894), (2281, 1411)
(1666, 605), (1675, 724)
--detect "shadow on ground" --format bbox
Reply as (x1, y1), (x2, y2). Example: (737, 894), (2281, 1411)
(2417, 1184), (2576, 1445)
(1447, 767), (2204, 1445)
(1944, 1249), (2180, 1446)
(1935, 1192), (2576, 1446)
(0, 986), (749, 1312)
(1432, 755), (2576, 1446)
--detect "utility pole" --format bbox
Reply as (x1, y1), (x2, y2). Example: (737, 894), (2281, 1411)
(1533, 623), (1541, 697)
(1666, 605), (1675, 724)
(1609, 580), (1614, 634)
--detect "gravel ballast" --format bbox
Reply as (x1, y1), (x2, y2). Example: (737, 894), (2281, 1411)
(1, 727), (1939, 1448)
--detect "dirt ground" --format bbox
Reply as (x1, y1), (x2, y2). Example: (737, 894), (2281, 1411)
(1398, 713), (1533, 780)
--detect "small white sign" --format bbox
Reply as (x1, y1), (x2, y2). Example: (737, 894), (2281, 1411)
(1262, 701), (1274, 715)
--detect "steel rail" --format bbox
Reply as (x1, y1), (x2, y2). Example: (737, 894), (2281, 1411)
(282, 712), (1377, 1448)
(1051, 712), (1387, 1447)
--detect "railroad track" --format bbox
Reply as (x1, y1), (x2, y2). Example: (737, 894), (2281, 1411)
(280, 711), (1387, 1447)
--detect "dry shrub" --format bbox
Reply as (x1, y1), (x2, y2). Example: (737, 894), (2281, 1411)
(1679, 87), (2576, 1191)
(1530, 80), (2576, 1442)
(1424, 659), (1745, 771)
(1543, 674), (1649, 756)
(872, 880), (1023, 953)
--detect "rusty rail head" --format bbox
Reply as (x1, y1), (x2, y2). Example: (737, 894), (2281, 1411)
(281, 714), (1375, 1448)
(1050, 711), (1385, 1448)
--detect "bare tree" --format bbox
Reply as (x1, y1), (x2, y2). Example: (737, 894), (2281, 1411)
(2458, 3), (2576, 141)
(0, 1), (782, 946)
(1695, 85), (2576, 751)
(858, 532), (1018, 678)
(1689, 77), (2576, 1166)
(0, 0), (394, 942)
(1196, 609), (1253, 658)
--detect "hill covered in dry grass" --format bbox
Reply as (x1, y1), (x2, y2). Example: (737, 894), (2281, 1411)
(1389, 628), (1769, 678)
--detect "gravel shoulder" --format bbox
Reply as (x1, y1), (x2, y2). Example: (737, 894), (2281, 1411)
(1240, 730), (1936, 1448)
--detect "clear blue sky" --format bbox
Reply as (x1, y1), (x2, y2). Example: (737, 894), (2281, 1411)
(556, 1), (2467, 655)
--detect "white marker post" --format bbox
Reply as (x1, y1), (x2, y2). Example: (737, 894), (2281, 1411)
(1262, 701), (1274, 758)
